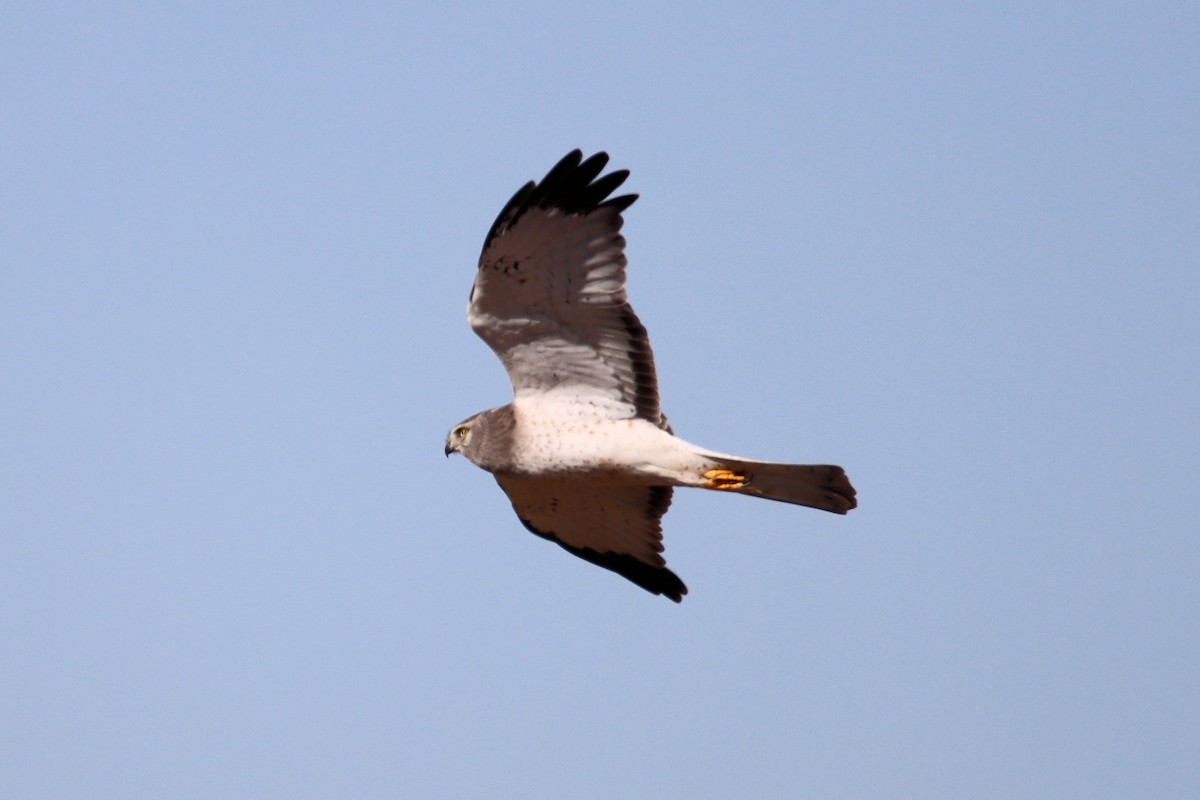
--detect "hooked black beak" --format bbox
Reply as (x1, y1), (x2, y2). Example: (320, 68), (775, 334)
(444, 440), (454, 458)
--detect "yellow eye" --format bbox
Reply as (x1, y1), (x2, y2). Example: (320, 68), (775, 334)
(455, 426), (468, 439)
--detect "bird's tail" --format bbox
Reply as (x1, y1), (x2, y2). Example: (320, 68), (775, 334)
(697, 455), (857, 514)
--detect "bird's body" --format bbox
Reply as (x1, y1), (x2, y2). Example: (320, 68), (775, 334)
(446, 150), (856, 601)
(492, 402), (696, 481)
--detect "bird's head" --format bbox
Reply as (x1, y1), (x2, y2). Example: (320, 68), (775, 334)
(444, 418), (476, 458)
(444, 406), (514, 471)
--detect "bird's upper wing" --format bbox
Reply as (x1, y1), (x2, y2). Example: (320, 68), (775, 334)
(468, 150), (669, 430)
(495, 474), (687, 602)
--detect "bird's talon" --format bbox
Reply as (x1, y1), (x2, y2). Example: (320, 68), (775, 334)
(703, 468), (749, 490)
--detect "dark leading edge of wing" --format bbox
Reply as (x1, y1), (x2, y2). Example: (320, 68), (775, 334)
(480, 149), (639, 258)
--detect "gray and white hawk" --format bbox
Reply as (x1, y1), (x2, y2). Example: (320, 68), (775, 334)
(445, 150), (856, 602)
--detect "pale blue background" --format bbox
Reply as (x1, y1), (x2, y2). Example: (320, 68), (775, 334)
(3, 3), (1197, 798)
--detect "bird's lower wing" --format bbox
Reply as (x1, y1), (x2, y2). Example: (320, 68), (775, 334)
(494, 475), (687, 602)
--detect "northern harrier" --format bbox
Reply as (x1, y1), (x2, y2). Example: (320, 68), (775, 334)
(445, 150), (856, 602)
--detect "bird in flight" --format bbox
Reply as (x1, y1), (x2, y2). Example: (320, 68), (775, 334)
(445, 150), (856, 601)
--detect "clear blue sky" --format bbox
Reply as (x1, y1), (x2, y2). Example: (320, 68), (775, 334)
(3, 3), (1197, 798)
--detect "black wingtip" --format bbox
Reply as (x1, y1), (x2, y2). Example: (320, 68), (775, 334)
(480, 150), (638, 256)
(517, 516), (688, 603)
(560, 545), (688, 602)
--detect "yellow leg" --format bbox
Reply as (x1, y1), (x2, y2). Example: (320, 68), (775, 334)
(703, 467), (750, 490)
